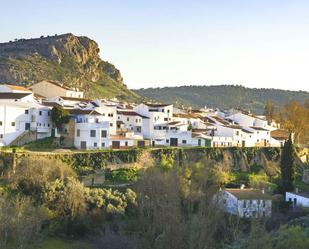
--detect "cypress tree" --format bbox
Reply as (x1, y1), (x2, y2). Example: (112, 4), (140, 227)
(280, 135), (296, 192)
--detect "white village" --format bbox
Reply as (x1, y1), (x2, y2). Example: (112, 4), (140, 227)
(0, 80), (290, 150)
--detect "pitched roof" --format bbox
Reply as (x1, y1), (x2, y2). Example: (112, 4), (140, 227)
(145, 103), (171, 107)
(41, 101), (62, 107)
(225, 188), (271, 200)
(60, 96), (90, 101)
(271, 129), (290, 140)
(211, 116), (230, 125)
(241, 128), (254, 134)
(68, 109), (101, 115)
(4, 84), (32, 92)
(224, 125), (242, 129)
(0, 92), (32, 99)
(117, 110), (149, 119)
(36, 80), (71, 90)
(250, 126), (269, 131)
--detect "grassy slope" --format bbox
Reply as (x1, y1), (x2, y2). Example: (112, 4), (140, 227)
(1, 54), (140, 101)
(134, 85), (309, 113)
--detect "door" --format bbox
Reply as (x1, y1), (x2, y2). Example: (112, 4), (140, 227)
(80, 141), (87, 149)
(112, 141), (120, 149)
(25, 123), (30, 130)
(198, 139), (201, 146)
(170, 138), (178, 146)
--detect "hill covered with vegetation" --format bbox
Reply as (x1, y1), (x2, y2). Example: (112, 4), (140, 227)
(135, 85), (309, 113)
(0, 33), (140, 101)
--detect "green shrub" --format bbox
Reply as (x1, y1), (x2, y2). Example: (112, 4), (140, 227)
(106, 168), (139, 182)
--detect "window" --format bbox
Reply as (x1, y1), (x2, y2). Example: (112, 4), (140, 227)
(108, 113), (114, 117)
(236, 131), (239, 135)
(25, 109), (29, 114)
(11, 122), (15, 126)
(0, 121), (2, 126)
(101, 142), (105, 147)
(90, 130), (96, 137)
(48, 111), (50, 116)
(0, 134), (3, 139)
(182, 140), (187, 144)
(48, 124), (50, 127)
(77, 129), (80, 137)
(110, 123), (113, 127)
(127, 117), (129, 121)
(125, 141), (128, 146)
(166, 139), (169, 143)
(135, 119), (138, 123)
(243, 201), (246, 208)
(101, 130), (107, 138)
(39, 111), (42, 116)
(164, 118), (168, 121)
(94, 142), (97, 147)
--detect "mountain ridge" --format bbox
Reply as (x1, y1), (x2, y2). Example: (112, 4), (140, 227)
(134, 85), (309, 113)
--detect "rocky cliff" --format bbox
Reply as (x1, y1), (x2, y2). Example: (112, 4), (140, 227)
(0, 33), (140, 101)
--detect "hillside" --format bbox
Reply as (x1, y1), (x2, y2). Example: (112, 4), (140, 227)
(135, 85), (309, 113)
(0, 33), (140, 101)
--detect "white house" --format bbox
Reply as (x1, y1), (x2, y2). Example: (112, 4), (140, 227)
(215, 125), (242, 147)
(71, 109), (111, 150)
(117, 110), (148, 134)
(270, 129), (290, 147)
(133, 103), (173, 141)
(29, 80), (84, 99)
(226, 111), (268, 128)
(216, 188), (272, 218)
(0, 92), (52, 146)
(247, 126), (271, 147)
(286, 191), (309, 208)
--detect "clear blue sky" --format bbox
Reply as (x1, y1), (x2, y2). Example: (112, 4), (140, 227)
(1, 0), (309, 91)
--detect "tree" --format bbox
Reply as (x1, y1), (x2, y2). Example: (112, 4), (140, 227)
(10, 158), (75, 200)
(264, 100), (275, 120)
(131, 162), (226, 249)
(51, 106), (70, 129)
(280, 135), (296, 193)
(281, 101), (309, 144)
(0, 196), (46, 249)
(43, 177), (86, 219)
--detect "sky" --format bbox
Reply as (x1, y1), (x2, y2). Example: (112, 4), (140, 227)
(1, 0), (309, 91)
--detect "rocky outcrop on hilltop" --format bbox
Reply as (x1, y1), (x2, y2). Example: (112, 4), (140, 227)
(0, 33), (139, 100)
